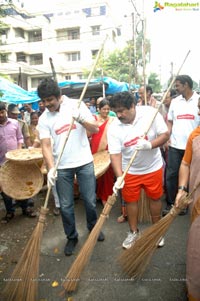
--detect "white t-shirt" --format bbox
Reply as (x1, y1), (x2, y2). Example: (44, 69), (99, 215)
(168, 92), (200, 150)
(38, 95), (94, 168)
(107, 106), (168, 175)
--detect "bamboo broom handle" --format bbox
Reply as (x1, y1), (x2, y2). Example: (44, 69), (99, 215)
(143, 49), (191, 135)
(43, 35), (108, 208)
(116, 50), (191, 188)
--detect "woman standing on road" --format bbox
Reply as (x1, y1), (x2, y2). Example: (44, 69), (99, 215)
(89, 98), (115, 206)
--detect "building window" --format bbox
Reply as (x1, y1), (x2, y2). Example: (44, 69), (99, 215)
(0, 29), (8, 44)
(30, 54), (43, 65)
(83, 6), (106, 17)
(100, 5), (106, 15)
(82, 8), (91, 17)
(65, 75), (71, 80)
(91, 49), (98, 57)
(16, 52), (26, 62)
(66, 52), (80, 62)
(31, 77), (43, 89)
(57, 28), (80, 41)
(91, 26), (100, 36)
(15, 27), (25, 38)
(68, 28), (80, 40)
(28, 30), (42, 42)
(0, 53), (9, 63)
(117, 27), (121, 36)
(77, 74), (83, 79)
(57, 29), (67, 41)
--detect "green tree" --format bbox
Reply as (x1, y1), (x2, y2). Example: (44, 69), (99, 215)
(83, 31), (151, 85)
(148, 72), (162, 93)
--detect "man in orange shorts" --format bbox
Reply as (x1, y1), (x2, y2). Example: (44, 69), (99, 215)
(107, 91), (169, 249)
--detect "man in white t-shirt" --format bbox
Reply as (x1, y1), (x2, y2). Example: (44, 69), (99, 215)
(107, 91), (169, 249)
(37, 78), (105, 256)
(163, 75), (200, 216)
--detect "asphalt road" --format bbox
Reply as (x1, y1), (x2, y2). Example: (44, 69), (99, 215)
(0, 190), (190, 301)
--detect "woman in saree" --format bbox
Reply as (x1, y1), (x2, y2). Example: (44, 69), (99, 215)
(89, 98), (115, 206)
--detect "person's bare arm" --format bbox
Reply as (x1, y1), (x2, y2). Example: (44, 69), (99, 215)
(167, 120), (173, 136)
(175, 161), (190, 208)
(151, 131), (170, 148)
(81, 119), (99, 134)
(25, 136), (32, 147)
(110, 153), (123, 177)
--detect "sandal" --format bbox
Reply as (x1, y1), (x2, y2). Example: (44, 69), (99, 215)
(117, 214), (128, 223)
(22, 208), (37, 218)
(1, 212), (15, 224)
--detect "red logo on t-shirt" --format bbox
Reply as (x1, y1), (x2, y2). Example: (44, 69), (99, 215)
(55, 124), (76, 135)
(177, 114), (194, 120)
(124, 135), (148, 147)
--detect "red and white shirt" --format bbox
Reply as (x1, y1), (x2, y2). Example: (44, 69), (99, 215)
(38, 95), (94, 169)
(107, 106), (168, 175)
(168, 92), (200, 150)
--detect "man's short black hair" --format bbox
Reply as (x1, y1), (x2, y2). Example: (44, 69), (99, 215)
(146, 85), (153, 94)
(175, 75), (193, 89)
(37, 78), (61, 100)
(109, 91), (137, 110)
(0, 102), (6, 111)
(7, 103), (17, 112)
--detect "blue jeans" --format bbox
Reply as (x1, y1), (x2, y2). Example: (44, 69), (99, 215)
(1, 192), (30, 213)
(56, 162), (97, 240)
(165, 146), (185, 205)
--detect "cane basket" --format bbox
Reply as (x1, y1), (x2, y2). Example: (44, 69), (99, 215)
(0, 160), (44, 200)
(5, 148), (43, 165)
(93, 150), (110, 179)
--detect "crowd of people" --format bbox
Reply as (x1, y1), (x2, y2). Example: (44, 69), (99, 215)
(0, 74), (200, 299)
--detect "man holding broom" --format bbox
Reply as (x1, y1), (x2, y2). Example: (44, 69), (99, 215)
(107, 91), (169, 249)
(37, 78), (105, 256)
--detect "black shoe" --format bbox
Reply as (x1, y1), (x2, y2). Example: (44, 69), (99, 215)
(162, 205), (173, 217)
(64, 238), (78, 256)
(97, 231), (105, 242)
(179, 208), (187, 216)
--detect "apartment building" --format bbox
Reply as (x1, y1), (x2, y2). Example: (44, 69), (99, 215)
(0, 0), (125, 90)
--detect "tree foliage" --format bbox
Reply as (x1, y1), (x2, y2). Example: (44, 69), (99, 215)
(83, 30), (152, 86)
(148, 72), (162, 93)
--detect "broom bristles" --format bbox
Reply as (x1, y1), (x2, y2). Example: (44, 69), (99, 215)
(118, 188), (197, 278)
(61, 194), (116, 294)
(138, 189), (151, 223)
(118, 206), (181, 278)
(2, 207), (48, 301)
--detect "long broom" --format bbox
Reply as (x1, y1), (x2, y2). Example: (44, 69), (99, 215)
(138, 17), (151, 223)
(2, 36), (108, 301)
(118, 183), (200, 278)
(60, 50), (191, 294)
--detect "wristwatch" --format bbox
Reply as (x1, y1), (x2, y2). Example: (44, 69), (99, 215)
(178, 186), (188, 192)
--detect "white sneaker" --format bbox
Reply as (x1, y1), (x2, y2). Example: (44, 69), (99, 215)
(122, 230), (139, 249)
(157, 236), (165, 247)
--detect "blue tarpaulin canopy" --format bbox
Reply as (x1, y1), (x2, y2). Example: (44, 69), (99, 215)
(0, 77), (40, 104)
(0, 76), (139, 105)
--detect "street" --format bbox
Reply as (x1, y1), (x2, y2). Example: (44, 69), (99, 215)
(0, 190), (189, 301)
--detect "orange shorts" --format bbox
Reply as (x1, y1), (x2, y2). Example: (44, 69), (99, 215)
(122, 168), (163, 202)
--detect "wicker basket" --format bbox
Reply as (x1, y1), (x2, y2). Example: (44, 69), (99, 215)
(5, 148), (43, 165)
(0, 160), (44, 200)
(93, 150), (110, 179)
